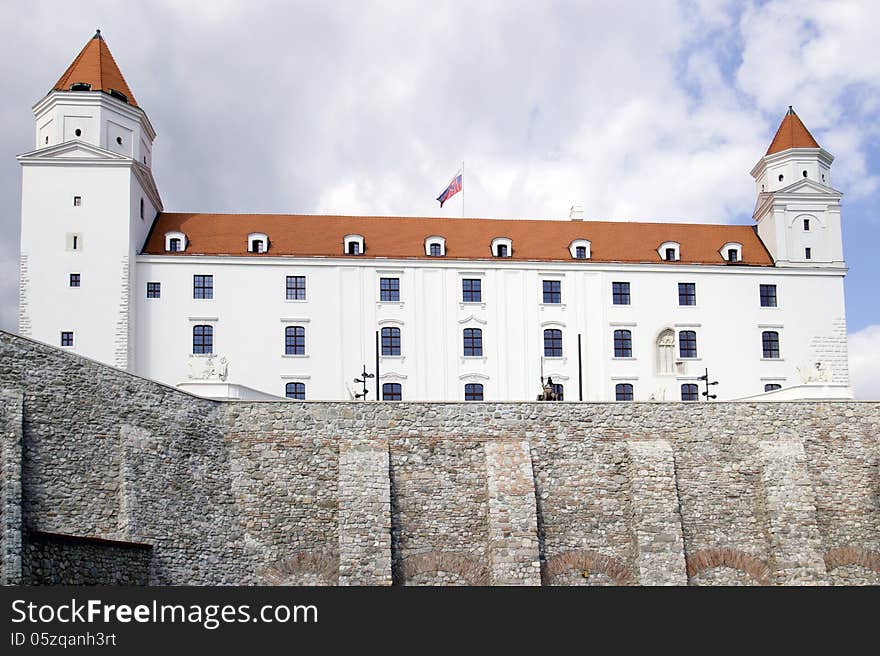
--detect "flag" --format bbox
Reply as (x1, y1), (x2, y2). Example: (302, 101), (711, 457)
(436, 172), (462, 207)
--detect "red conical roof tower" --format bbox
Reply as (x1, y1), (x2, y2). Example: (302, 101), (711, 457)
(765, 106), (819, 155)
(52, 29), (138, 107)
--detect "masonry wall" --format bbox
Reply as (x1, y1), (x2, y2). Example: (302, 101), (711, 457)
(1, 331), (878, 586)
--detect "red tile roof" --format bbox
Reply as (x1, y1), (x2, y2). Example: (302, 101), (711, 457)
(766, 107), (819, 155)
(52, 30), (138, 107)
(143, 213), (774, 266)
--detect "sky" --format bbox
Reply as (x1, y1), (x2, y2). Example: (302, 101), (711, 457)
(0, 0), (877, 397)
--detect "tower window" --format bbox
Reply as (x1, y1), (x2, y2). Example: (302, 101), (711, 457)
(74, 128), (82, 137)
(681, 384), (699, 401)
(678, 282), (696, 306)
(764, 383), (782, 392)
(380, 277), (400, 302)
(778, 174), (784, 182)
(465, 383), (484, 401)
(679, 330), (698, 358)
(612, 281), (631, 305)
(762, 331), (780, 359)
(381, 327), (401, 356)
(803, 218), (810, 231)
(45, 136), (49, 145)
(69, 273), (80, 287)
(803, 170), (808, 178)
(382, 383), (402, 401)
(72, 235), (78, 250)
(760, 284), (777, 307)
(140, 198), (144, 220)
(544, 329), (563, 357)
(60, 331), (74, 347)
(615, 383), (634, 401)
(542, 280), (561, 304)
(73, 196), (81, 206)
(462, 279), (482, 302)
(285, 382), (306, 400)
(116, 136), (123, 145)
(285, 326), (306, 355)
(146, 282), (161, 298)
(193, 275), (213, 299)
(192, 325), (213, 354)
(286, 276), (306, 300)
(463, 328), (483, 356)
(805, 247), (812, 260)
(613, 329), (632, 358)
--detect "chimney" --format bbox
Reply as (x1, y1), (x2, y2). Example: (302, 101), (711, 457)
(569, 204), (584, 221)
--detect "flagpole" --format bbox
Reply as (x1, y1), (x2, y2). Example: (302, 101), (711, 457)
(461, 160), (465, 218)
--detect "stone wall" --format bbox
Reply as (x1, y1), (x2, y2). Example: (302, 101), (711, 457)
(1, 330), (878, 585)
(21, 531), (151, 585)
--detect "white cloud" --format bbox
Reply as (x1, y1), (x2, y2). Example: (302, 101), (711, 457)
(849, 325), (880, 400)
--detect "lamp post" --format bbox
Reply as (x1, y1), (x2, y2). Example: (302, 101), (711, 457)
(698, 367), (718, 400)
(354, 364), (374, 400)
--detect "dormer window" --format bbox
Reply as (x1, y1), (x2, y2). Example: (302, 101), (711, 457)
(344, 234), (365, 255)
(491, 237), (512, 258)
(658, 241), (680, 262)
(164, 231), (187, 252)
(720, 242), (743, 263)
(248, 232), (268, 253)
(569, 239), (591, 260)
(425, 236), (446, 257)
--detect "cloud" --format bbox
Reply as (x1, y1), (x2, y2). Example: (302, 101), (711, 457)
(849, 324), (880, 400)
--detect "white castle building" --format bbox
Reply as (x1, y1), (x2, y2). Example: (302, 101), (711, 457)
(17, 32), (852, 402)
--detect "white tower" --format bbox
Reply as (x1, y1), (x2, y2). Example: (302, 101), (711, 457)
(18, 30), (162, 371)
(750, 107), (844, 268)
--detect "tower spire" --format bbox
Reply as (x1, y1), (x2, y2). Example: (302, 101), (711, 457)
(766, 106), (819, 155)
(51, 31), (138, 107)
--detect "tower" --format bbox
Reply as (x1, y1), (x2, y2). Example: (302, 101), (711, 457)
(750, 107), (843, 267)
(17, 30), (162, 370)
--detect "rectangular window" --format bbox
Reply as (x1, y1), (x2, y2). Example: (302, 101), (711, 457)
(681, 383), (699, 401)
(382, 383), (402, 401)
(285, 326), (306, 355)
(612, 282), (630, 305)
(805, 247), (812, 260)
(665, 248), (677, 261)
(464, 383), (484, 401)
(193, 275), (213, 299)
(60, 331), (74, 347)
(462, 279), (482, 303)
(73, 196), (81, 207)
(679, 330), (698, 358)
(193, 325), (213, 354)
(613, 329), (632, 358)
(803, 218), (810, 231)
(575, 246), (587, 259)
(760, 284), (777, 307)
(286, 275), (306, 300)
(678, 282), (696, 306)
(380, 277), (400, 302)
(381, 327), (401, 356)
(69, 273), (80, 287)
(146, 282), (161, 298)
(762, 331), (780, 359)
(728, 249), (739, 262)
(463, 328), (483, 356)
(543, 329), (563, 357)
(430, 243), (442, 256)
(542, 280), (562, 304)
(615, 383), (634, 401)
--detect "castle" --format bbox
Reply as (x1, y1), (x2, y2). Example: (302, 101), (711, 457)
(17, 32), (852, 403)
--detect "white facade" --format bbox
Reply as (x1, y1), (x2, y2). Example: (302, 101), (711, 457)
(17, 39), (852, 402)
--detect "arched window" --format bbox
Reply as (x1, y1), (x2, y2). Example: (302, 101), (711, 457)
(285, 326), (305, 355)
(681, 383), (698, 401)
(613, 329), (632, 358)
(381, 327), (401, 356)
(193, 325), (213, 354)
(465, 383), (484, 401)
(764, 383), (782, 392)
(762, 331), (780, 359)
(721, 242), (743, 263)
(656, 329), (675, 374)
(382, 383), (402, 400)
(569, 239), (591, 259)
(285, 382), (306, 400)
(615, 383), (634, 401)
(658, 241), (681, 261)
(425, 236), (446, 256)
(463, 328), (483, 356)
(248, 233), (268, 253)
(344, 234), (364, 255)
(679, 330), (698, 358)
(164, 231), (187, 252)
(543, 329), (563, 357)
(491, 237), (512, 257)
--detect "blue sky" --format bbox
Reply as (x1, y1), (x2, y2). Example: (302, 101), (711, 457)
(0, 0), (877, 395)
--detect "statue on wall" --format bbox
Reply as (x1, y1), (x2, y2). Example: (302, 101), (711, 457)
(537, 376), (560, 401)
(188, 354), (229, 381)
(796, 360), (832, 384)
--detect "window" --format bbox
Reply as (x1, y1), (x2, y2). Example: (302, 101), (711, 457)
(728, 249), (739, 262)
(462, 279), (482, 303)
(613, 329), (632, 358)
(193, 275), (213, 299)
(380, 277), (400, 302)
(551, 383), (564, 401)
(721, 242), (743, 263)
(248, 232), (268, 253)
(803, 218), (810, 231)
(656, 329), (675, 375)
(760, 284), (777, 307)
(72, 235), (79, 250)
(425, 236), (446, 256)
(575, 246), (587, 259)
(496, 244), (508, 257)
(678, 282), (696, 306)
(463, 328), (483, 356)
(344, 235), (365, 255)
(679, 330), (698, 358)
(542, 280), (562, 304)
(465, 383), (484, 401)
(615, 383), (634, 401)
(681, 383), (699, 401)
(69, 273), (80, 287)
(381, 327), (401, 356)
(146, 282), (161, 298)
(60, 331), (74, 347)
(764, 383), (782, 392)
(250, 239), (266, 253)
(382, 383), (402, 401)
(139, 198), (144, 220)
(73, 196), (81, 207)
(544, 329), (563, 357)
(285, 326), (306, 355)
(165, 231), (186, 252)
(169, 238), (181, 252)
(491, 237), (512, 257)
(286, 276), (306, 300)
(612, 282), (630, 305)
(192, 325), (213, 354)
(430, 243), (442, 256)
(805, 247), (812, 260)
(348, 241), (360, 255)
(285, 382), (306, 400)
(762, 331), (780, 359)
(665, 248), (677, 261)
